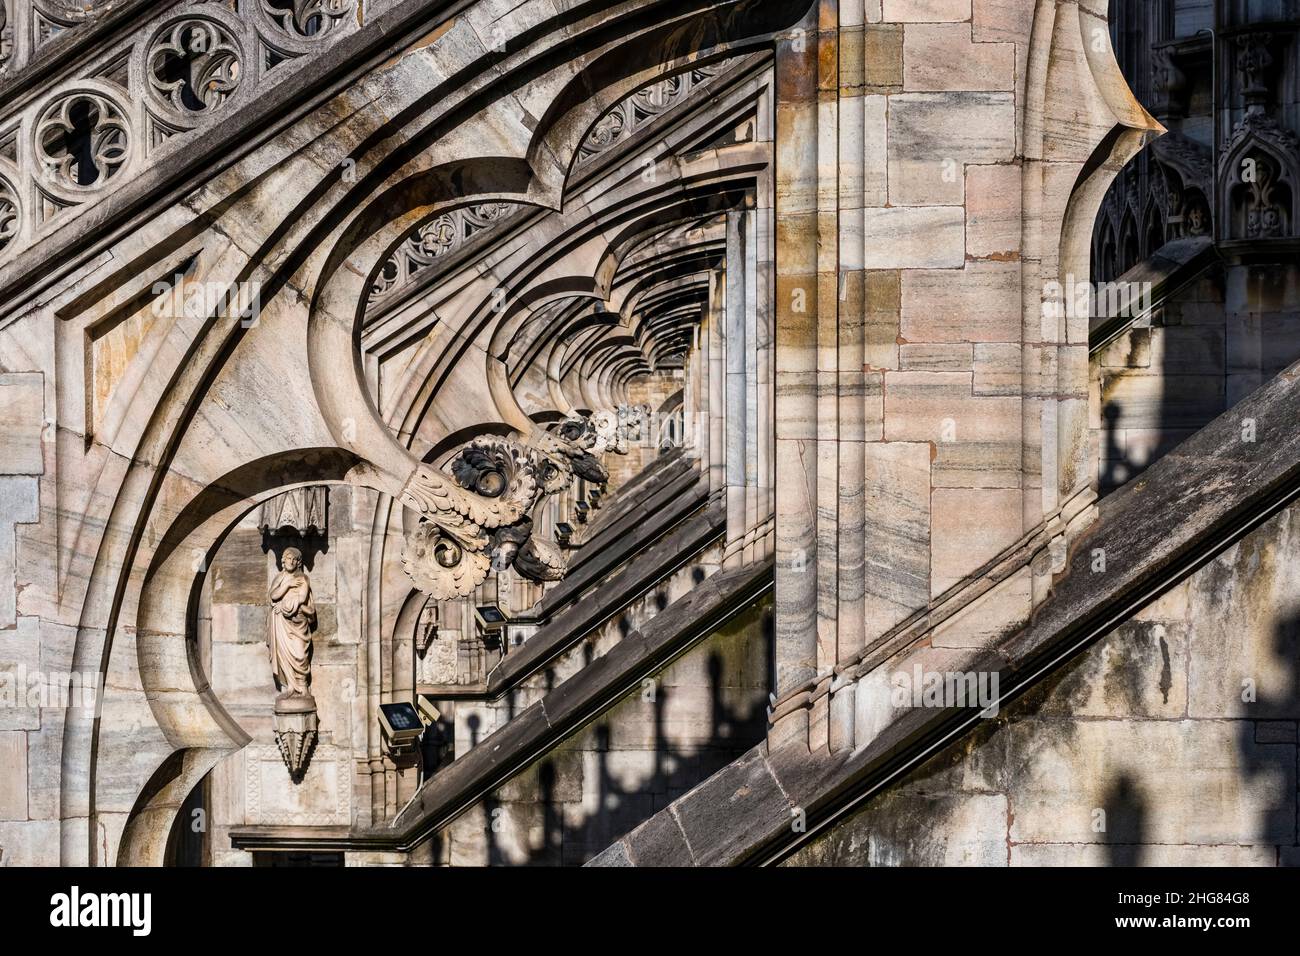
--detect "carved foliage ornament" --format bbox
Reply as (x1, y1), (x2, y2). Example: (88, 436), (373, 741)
(35, 91), (129, 191)
(400, 416), (629, 600)
(0, 175), (18, 253)
(1221, 113), (1299, 241)
(401, 438), (543, 600)
(261, 0), (355, 41)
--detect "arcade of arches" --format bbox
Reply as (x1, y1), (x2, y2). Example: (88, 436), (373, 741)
(1, 0), (1299, 867)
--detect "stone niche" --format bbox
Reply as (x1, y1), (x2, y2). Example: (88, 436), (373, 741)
(199, 484), (373, 863)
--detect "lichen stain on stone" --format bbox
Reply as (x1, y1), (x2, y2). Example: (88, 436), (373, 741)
(1157, 631), (1172, 705)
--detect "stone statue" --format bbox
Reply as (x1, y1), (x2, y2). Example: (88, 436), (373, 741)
(267, 547), (316, 700)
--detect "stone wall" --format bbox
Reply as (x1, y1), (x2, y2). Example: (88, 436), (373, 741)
(437, 599), (771, 865)
(1093, 265), (1300, 494)
(784, 501), (1300, 866)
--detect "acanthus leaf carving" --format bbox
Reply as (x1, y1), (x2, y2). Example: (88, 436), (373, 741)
(399, 417), (625, 598)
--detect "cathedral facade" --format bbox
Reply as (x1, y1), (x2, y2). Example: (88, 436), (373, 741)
(0, 0), (1297, 868)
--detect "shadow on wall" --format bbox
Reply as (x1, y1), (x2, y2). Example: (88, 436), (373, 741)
(1100, 773), (1146, 866)
(262, 529), (329, 571)
(481, 610), (773, 866)
(1101, 610), (1300, 865)
(1240, 610), (1300, 856)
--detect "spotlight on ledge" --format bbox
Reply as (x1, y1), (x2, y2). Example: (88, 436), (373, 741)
(554, 521), (573, 548)
(378, 702), (423, 766)
(574, 501), (589, 524)
(416, 694), (442, 726)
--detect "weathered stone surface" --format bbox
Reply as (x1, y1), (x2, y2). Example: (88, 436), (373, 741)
(903, 24), (1015, 93)
(0, 375), (44, 477)
(900, 262), (1022, 344)
(862, 207), (966, 269)
(863, 442), (931, 636)
(0, 733), (27, 821)
(888, 93), (1016, 205)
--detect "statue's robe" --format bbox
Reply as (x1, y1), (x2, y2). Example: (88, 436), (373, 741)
(267, 569), (316, 696)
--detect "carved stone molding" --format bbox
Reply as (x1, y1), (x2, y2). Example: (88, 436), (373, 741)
(0, 0), (369, 261)
(245, 741), (350, 824)
(575, 58), (743, 169)
(368, 201), (522, 307)
(258, 485), (328, 537)
(272, 697), (318, 783)
(146, 17), (243, 117)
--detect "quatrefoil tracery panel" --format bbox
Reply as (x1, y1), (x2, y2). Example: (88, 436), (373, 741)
(33, 88), (132, 194)
(147, 17), (244, 116)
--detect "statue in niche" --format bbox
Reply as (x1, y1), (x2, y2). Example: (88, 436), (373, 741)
(267, 546), (317, 701)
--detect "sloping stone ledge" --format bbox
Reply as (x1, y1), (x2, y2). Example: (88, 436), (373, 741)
(591, 359), (1300, 866)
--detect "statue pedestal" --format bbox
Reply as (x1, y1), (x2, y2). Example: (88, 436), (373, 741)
(273, 695), (318, 783)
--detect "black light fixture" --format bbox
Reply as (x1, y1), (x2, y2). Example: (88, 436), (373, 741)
(378, 702), (423, 766)
(574, 501), (589, 524)
(555, 521), (573, 547)
(475, 603), (508, 633)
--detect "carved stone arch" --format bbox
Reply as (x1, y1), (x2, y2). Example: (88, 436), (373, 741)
(1021, 0), (1162, 517)
(1119, 207), (1139, 273)
(523, 0), (807, 201)
(117, 748), (225, 867)
(102, 450), (361, 866)
(307, 157), (537, 493)
(1218, 118), (1300, 241)
(137, 451), (361, 741)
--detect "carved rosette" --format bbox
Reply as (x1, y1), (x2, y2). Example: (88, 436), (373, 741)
(261, 0), (355, 42)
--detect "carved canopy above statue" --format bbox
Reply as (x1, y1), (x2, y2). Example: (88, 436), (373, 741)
(258, 486), (329, 537)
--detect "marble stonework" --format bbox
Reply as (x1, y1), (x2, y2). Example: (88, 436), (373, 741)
(5, 0), (1286, 870)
